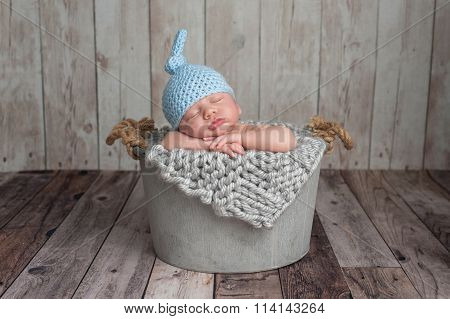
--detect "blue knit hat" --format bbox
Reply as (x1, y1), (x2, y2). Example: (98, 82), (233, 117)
(162, 29), (235, 129)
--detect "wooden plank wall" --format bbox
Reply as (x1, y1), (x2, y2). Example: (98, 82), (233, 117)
(372, 0), (435, 170)
(0, 0), (45, 171)
(95, 0), (151, 171)
(319, 0), (378, 170)
(40, 0), (98, 170)
(1, 0), (448, 171)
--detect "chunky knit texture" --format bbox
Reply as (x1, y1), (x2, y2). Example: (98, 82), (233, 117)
(144, 121), (327, 229)
(162, 29), (235, 129)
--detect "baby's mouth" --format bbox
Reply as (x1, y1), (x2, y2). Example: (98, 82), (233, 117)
(209, 118), (225, 130)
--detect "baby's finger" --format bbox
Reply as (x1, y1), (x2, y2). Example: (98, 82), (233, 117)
(210, 136), (224, 149)
(217, 137), (229, 149)
(225, 148), (236, 158)
(203, 136), (214, 141)
(229, 143), (239, 154)
(235, 143), (245, 154)
(209, 138), (218, 149)
(230, 143), (245, 155)
(219, 145), (234, 158)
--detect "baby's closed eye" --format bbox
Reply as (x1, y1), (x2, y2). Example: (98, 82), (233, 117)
(189, 111), (200, 119)
(210, 97), (223, 103)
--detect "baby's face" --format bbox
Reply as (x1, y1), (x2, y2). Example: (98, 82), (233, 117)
(178, 92), (241, 138)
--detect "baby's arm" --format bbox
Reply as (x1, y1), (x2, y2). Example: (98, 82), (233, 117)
(161, 131), (211, 151)
(241, 124), (297, 152)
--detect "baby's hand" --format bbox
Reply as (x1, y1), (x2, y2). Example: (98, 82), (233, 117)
(203, 135), (245, 158)
(203, 131), (243, 150)
(218, 142), (245, 158)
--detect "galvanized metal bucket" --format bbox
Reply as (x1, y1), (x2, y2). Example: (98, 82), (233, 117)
(138, 151), (321, 273)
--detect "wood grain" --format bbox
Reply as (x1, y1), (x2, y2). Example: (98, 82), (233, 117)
(144, 258), (213, 299)
(341, 170), (450, 298)
(1, 2), (448, 172)
(73, 176), (155, 298)
(371, 0), (435, 169)
(215, 271), (282, 299)
(1, 171), (138, 298)
(260, 0), (321, 125)
(370, 0), (403, 169)
(375, 0), (435, 169)
(317, 170), (399, 267)
(342, 267), (421, 298)
(40, 0), (98, 169)
(0, 169), (447, 298)
(1, 1), (447, 171)
(95, 0), (151, 171)
(150, 0), (205, 128)
(279, 214), (352, 298)
(382, 170), (450, 250)
(0, 173), (13, 185)
(206, 0), (260, 121)
(425, 0), (450, 170)
(0, 170), (98, 296)
(0, 171), (55, 228)
(319, 0), (377, 170)
(0, 0), (45, 171)
(428, 170), (450, 193)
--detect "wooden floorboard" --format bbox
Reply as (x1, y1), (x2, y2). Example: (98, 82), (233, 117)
(0, 172), (13, 185)
(144, 258), (214, 299)
(0, 170), (99, 296)
(342, 267), (421, 298)
(0, 169), (447, 299)
(215, 271), (282, 299)
(382, 170), (450, 250)
(1, 171), (138, 298)
(428, 170), (450, 193)
(279, 214), (352, 299)
(73, 176), (156, 298)
(0, 171), (55, 228)
(341, 170), (450, 298)
(316, 170), (399, 267)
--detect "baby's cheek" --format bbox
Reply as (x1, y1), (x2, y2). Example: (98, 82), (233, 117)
(179, 123), (195, 135)
(191, 122), (206, 136)
(182, 123), (211, 138)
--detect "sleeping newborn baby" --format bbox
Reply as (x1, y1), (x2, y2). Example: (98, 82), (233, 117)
(161, 29), (297, 157)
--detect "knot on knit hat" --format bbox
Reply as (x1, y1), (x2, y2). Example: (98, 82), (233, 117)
(164, 29), (187, 75)
(165, 55), (187, 75)
(162, 28), (235, 129)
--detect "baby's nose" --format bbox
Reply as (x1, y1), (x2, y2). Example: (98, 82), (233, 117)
(204, 108), (216, 119)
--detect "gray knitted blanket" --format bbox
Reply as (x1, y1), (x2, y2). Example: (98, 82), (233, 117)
(144, 120), (327, 228)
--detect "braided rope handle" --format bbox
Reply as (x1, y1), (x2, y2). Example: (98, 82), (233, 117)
(307, 116), (354, 154)
(105, 117), (156, 160)
(105, 115), (352, 159)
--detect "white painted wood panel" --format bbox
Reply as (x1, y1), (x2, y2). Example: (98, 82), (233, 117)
(0, 1), (447, 171)
(319, 0), (378, 169)
(0, 0), (45, 171)
(95, 0), (151, 170)
(372, 0), (435, 170)
(260, 0), (321, 126)
(40, 0), (98, 169)
(425, 0), (450, 169)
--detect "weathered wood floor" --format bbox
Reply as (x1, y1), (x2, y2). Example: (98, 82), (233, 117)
(0, 170), (448, 299)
